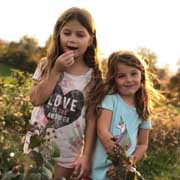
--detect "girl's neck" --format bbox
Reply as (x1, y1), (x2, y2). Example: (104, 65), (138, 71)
(65, 57), (89, 75)
(120, 94), (135, 107)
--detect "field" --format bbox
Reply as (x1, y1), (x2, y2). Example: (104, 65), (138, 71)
(0, 66), (179, 180)
(0, 63), (14, 76)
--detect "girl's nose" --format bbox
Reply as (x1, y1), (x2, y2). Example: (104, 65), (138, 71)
(68, 34), (77, 43)
(126, 75), (132, 82)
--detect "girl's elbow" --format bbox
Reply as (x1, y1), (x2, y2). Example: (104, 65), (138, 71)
(141, 144), (149, 153)
(97, 128), (107, 142)
(97, 128), (103, 140)
(137, 144), (149, 154)
(30, 96), (38, 106)
(144, 144), (149, 151)
(29, 92), (40, 106)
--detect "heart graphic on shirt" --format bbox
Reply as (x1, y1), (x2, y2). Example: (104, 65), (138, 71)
(44, 86), (84, 128)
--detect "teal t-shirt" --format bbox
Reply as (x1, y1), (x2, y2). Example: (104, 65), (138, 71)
(90, 94), (151, 180)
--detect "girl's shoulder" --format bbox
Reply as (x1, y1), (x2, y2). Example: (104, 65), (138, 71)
(38, 57), (48, 71)
(102, 93), (118, 104)
(105, 93), (119, 99)
(32, 57), (48, 81)
(100, 94), (119, 111)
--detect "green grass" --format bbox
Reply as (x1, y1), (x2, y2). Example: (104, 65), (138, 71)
(138, 147), (180, 180)
(0, 63), (15, 77)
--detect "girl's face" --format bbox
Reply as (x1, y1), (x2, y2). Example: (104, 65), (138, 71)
(60, 19), (92, 59)
(115, 63), (142, 98)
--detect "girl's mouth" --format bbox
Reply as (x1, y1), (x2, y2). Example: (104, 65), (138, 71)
(67, 46), (78, 50)
(124, 84), (135, 88)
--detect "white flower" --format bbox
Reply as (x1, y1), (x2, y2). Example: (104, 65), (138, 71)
(23, 131), (32, 154)
(10, 152), (15, 157)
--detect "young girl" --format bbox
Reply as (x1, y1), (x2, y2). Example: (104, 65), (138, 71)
(89, 50), (160, 180)
(28, 7), (102, 179)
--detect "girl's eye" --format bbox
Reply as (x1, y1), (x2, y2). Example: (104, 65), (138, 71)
(131, 72), (139, 76)
(63, 32), (71, 36)
(117, 74), (125, 78)
(76, 32), (85, 37)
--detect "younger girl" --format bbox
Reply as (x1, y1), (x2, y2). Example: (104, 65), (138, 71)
(28, 7), (102, 179)
(89, 51), (160, 180)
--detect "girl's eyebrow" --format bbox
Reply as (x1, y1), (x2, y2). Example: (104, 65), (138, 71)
(77, 30), (85, 33)
(131, 69), (139, 72)
(62, 28), (70, 31)
(116, 68), (139, 74)
(62, 27), (85, 32)
(62, 28), (86, 35)
(116, 72), (125, 75)
(76, 30), (86, 34)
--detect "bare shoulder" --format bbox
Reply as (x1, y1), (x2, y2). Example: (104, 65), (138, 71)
(38, 57), (48, 70)
(31, 57), (48, 87)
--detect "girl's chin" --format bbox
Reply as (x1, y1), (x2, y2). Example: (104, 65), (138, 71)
(119, 92), (135, 97)
(73, 55), (81, 59)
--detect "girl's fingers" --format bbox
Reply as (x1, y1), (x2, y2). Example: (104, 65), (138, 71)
(75, 165), (89, 179)
(75, 168), (84, 179)
(72, 163), (81, 178)
(106, 165), (117, 178)
(60, 50), (74, 57)
(107, 172), (115, 177)
(56, 51), (74, 67)
(60, 51), (74, 61)
(65, 57), (75, 66)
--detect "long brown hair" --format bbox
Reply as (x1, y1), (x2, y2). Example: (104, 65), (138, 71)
(89, 50), (161, 120)
(37, 7), (102, 115)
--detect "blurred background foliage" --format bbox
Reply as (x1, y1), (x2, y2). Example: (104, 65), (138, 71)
(0, 36), (180, 179)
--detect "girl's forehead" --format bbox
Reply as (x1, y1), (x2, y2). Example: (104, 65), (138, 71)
(116, 63), (139, 72)
(62, 19), (86, 30)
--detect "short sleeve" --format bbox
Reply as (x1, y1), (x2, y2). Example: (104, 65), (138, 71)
(32, 57), (47, 81)
(100, 95), (114, 111)
(32, 67), (42, 81)
(139, 120), (152, 129)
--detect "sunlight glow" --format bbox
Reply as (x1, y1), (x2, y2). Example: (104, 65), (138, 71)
(0, 0), (179, 73)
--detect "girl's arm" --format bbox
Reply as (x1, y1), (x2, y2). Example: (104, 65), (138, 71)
(30, 51), (74, 106)
(29, 67), (60, 106)
(73, 108), (97, 179)
(83, 109), (96, 160)
(30, 51), (75, 106)
(130, 128), (150, 164)
(97, 108), (115, 153)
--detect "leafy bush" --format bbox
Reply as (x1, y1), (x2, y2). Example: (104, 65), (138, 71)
(150, 106), (180, 150)
(0, 70), (59, 179)
(137, 105), (180, 180)
(0, 70), (32, 177)
(138, 147), (180, 180)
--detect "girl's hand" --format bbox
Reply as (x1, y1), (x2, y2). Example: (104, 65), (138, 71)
(125, 155), (136, 176)
(72, 155), (90, 179)
(107, 156), (136, 178)
(54, 51), (74, 73)
(106, 165), (117, 179)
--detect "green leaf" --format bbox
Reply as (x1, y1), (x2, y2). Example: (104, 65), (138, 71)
(30, 151), (44, 167)
(29, 135), (43, 149)
(42, 166), (53, 179)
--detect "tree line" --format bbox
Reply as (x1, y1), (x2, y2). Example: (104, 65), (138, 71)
(0, 36), (46, 73)
(0, 35), (179, 106)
